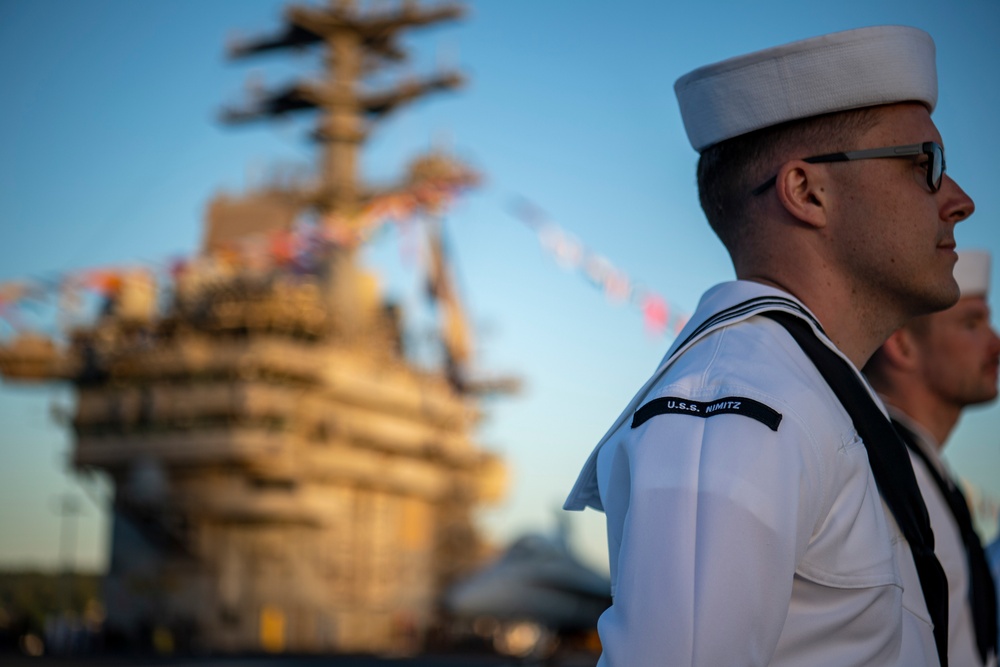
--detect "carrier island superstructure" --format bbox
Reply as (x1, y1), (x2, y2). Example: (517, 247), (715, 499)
(0, 0), (510, 653)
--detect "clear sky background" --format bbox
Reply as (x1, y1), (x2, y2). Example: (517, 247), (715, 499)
(1, 0), (999, 574)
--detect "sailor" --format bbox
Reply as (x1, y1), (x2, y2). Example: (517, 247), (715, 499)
(865, 250), (1000, 667)
(564, 26), (975, 666)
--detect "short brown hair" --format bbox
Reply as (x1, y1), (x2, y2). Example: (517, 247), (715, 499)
(697, 108), (882, 254)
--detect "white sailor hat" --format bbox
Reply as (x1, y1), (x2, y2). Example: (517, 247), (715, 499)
(674, 26), (938, 153)
(954, 250), (991, 297)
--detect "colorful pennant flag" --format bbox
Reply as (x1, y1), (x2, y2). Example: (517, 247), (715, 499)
(509, 197), (689, 339)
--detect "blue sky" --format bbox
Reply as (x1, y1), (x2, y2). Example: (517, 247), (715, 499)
(1, 0), (999, 573)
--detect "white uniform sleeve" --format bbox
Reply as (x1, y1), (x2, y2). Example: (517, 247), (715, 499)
(596, 401), (824, 666)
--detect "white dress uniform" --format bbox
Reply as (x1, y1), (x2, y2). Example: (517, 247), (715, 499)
(565, 281), (938, 666)
(891, 409), (998, 667)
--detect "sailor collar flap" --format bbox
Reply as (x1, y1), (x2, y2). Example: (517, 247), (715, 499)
(563, 286), (863, 513)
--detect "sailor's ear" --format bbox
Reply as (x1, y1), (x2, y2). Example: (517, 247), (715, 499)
(775, 161), (830, 229)
(880, 328), (920, 371)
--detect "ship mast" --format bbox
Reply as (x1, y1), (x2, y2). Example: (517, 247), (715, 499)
(222, 0), (465, 336)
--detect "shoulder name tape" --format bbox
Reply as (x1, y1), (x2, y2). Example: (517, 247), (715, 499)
(631, 396), (782, 432)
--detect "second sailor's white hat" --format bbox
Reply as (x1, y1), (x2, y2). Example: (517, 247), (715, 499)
(674, 26), (938, 153)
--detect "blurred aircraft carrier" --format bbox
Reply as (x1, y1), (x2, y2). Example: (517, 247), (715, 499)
(0, 0), (523, 656)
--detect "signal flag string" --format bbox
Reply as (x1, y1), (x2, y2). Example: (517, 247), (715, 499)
(508, 197), (688, 339)
(0, 171), (476, 339)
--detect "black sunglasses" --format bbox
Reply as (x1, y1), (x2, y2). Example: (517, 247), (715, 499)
(750, 141), (946, 196)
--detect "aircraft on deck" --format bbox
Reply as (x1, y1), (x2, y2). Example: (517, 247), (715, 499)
(443, 520), (611, 658)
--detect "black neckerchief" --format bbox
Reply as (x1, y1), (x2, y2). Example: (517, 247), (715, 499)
(895, 419), (998, 665)
(763, 311), (950, 667)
